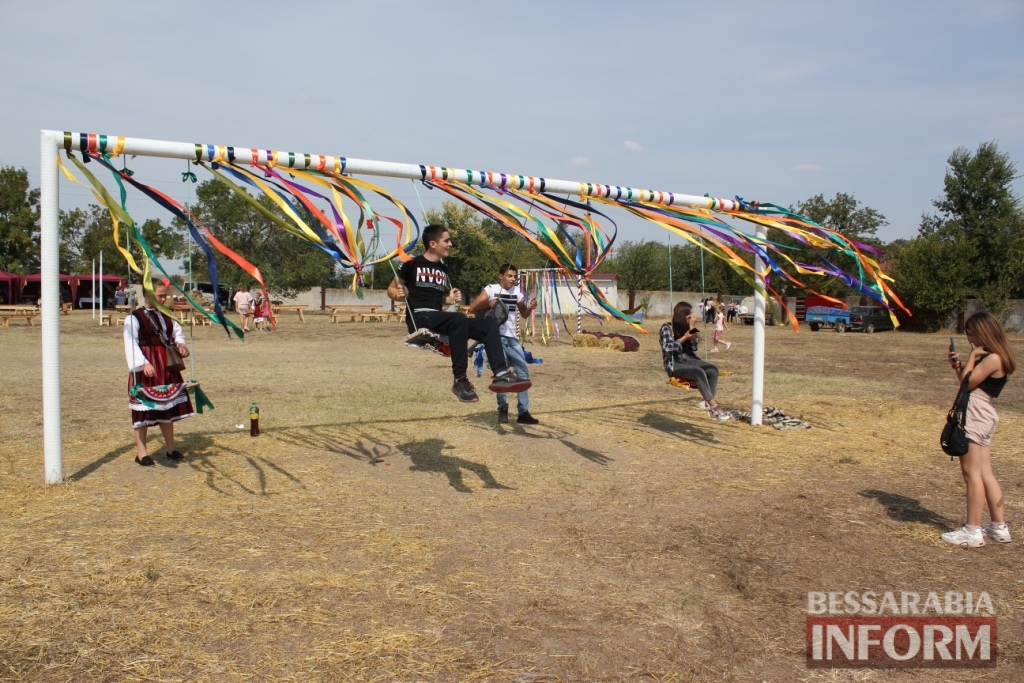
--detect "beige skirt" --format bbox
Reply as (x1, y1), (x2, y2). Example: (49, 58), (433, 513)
(965, 390), (999, 447)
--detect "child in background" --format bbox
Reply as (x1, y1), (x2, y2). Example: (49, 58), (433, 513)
(710, 303), (732, 353)
(252, 295), (271, 331)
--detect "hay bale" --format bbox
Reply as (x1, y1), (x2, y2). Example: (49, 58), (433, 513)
(572, 333), (600, 347)
(606, 337), (626, 352)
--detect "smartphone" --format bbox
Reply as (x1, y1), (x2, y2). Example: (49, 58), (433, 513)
(949, 337), (956, 352)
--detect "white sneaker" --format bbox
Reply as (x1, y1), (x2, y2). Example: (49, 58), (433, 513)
(698, 400), (710, 412)
(982, 524), (1011, 543)
(941, 527), (985, 548)
(725, 342), (732, 350)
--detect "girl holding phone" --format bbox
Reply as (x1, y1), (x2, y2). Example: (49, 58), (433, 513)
(660, 301), (728, 421)
(943, 312), (1016, 547)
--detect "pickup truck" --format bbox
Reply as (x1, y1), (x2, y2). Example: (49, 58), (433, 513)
(805, 306), (850, 332)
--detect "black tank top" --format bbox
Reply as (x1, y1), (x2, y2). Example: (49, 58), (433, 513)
(978, 374), (1008, 398)
(976, 354), (1008, 398)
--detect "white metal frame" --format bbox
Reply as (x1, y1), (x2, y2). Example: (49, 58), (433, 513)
(38, 129), (769, 482)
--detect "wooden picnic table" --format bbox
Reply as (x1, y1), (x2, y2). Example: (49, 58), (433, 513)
(0, 305), (41, 327)
(114, 305), (133, 325)
(272, 304), (309, 323)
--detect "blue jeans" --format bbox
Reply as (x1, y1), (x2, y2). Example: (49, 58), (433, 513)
(496, 336), (529, 414)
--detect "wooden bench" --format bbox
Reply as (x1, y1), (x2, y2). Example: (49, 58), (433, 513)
(99, 312), (113, 326)
(0, 305), (40, 327)
(272, 304), (309, 323)
(328, 304), (381, 323)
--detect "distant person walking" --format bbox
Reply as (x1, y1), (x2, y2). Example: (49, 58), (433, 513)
(233, 285), (253, 332)
(710, 304), (732, 352)
(942, 311), (1016, 548)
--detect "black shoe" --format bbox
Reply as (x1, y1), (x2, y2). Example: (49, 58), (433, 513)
(498, 408), (509, 424)
(166, 450), (185, 461)
(488, 372), (532, 393)
(516, 411), (539, 425)
(452, 378), (479, 403)
(135, 455), (155, 467)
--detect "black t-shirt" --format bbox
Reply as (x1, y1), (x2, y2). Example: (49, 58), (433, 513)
(398, 255), (451, 311)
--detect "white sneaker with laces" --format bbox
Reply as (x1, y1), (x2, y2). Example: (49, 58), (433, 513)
(941, 526), (985, 548)
(982, 524), (1011, 543)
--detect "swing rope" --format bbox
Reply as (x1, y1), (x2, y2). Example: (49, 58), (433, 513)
(183, 160), (197, 383)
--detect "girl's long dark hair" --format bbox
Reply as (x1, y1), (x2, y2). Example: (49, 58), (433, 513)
(672, 301), (693, 339)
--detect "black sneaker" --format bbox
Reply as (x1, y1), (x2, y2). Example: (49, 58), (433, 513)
(498, 408), (509, 424)
(516, 411), (539, 425)
(488, 372), (532, 393)
(452, 378), (479, 403)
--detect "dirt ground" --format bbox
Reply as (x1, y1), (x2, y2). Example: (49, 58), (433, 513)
(1, 309), (1022, 682)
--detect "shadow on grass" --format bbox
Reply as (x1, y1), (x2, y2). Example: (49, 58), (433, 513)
(399, 438), (514, 493)
(859, 489), (955, 530)
(68, 443), (136, 481)
(638, 411), (729, 451)
(463, 413), (614, 465)
(185, 433), (305, 496)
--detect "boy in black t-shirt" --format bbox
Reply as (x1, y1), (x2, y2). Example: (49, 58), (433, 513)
(388, 225), (531, 402)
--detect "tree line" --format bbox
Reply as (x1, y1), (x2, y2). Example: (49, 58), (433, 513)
(1, 142), (1020, 329)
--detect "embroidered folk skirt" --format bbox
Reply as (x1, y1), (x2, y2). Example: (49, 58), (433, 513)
(128, 343), (195, 429)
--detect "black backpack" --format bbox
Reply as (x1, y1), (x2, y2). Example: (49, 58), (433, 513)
(940, 373), (971, 458)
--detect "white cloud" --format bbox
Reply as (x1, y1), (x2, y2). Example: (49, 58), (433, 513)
(791, 163), (825, 173)
(568, 156), (592, 167)
(623, 140), (645, 153)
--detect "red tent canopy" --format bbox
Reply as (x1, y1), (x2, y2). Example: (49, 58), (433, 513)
(74, 273), (127, 287)
(0, 270), (22, 304)
(20, 273), (79, 303)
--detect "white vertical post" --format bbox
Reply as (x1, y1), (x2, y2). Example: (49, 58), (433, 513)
(576, 275), (583, 334)
(91, 259), (96, 318)
(99, 250), (104, 322)
(750, 223), (768, 426)
(40, 131), (63, 483)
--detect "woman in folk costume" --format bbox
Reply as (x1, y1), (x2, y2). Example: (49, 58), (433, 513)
(124, 280), (194, 466)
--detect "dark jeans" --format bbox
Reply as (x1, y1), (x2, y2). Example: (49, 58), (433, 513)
(670, 358), (719, 401)
(413, 310), (508, 380)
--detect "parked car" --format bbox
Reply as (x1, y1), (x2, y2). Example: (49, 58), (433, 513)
(848, 306), (895, 333)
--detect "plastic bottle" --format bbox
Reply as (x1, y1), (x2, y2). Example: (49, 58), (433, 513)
(249, 402), (260, 437)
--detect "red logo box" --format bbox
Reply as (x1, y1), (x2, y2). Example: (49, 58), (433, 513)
(807, 616), (996, 668)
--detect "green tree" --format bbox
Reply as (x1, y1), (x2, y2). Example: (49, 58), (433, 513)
(59, 204), (184, 276)
(183, 180), (337, 298)
(920, 141), (1023, 312)
(603, 240), (666, 309)
(788, 193), (888, 298)
(0, 166), (40, 273)
(793, 192), (887, 240)
(886, 237), (975, 331)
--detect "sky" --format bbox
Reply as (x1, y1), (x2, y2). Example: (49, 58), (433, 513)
(1, 0), (1022, 251)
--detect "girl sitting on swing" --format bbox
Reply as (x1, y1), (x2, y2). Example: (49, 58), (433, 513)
(660, 301), (729, 421)
(124, 280), (194, 465)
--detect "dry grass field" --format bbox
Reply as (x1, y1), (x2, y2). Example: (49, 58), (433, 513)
(1, 310), (1022, 682)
